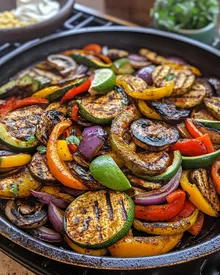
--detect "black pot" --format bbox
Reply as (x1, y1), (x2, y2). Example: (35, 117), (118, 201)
(0, 27), (219, 270)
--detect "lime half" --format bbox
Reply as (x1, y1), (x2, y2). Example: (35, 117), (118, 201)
(90, 155), (131, 191)
(89, 68), (116, 95)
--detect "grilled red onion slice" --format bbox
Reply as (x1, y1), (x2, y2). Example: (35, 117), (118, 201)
(79, 126), (106, 161)
(30, 190), (69, 209)
(134, 65), (156, 85)
(167, 56), (186, 64)
(133, 167), (182, 205)
(128, 54), (151, 69)
(48, 202), (63, 233)
(30, 226), (63, 243)
(60, 186), (86, 197)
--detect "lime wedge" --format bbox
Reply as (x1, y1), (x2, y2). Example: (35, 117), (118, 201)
(112, 58), (134, 75)
(90, 155), (131, 191)
(89, 68), (116, 95)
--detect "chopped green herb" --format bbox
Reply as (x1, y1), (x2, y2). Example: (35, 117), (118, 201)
(76, 99), (82, 105)
(66, 135), (80, 146)
(26, 134), (36, 144)
(164, 73), (176, 81)
(10, 184), (18, 196)
(37, 145), (47, 154)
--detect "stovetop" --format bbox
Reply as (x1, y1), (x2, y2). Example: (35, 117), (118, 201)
(0, 4), (220, 275)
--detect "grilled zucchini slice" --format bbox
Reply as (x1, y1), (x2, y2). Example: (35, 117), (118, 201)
(78, 87), (128, 124)
(169, 82), (206, 108)
(152, 65), (195, 96)
(64, 190), (134, 248)
(191, 108), (217, 120)
(0, 80), (18, 99)
(204, 97), (220, 120)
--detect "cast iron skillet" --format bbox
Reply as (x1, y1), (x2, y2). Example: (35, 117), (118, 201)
(0, 27), (219, 270)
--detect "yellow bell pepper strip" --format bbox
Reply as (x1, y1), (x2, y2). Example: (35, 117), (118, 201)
(64, 236), (107, 256)
(40, 186), (74, 204)
(57, 140), (73, 161)
(0, 153), (31, 168)
(167, 63), (202, 77)
(108, 233), (183, 257)
(32, 86), (60, 98)
(137, 100), (162, 120)
(47, 121), (88, 190)
(116, 75), (174, 100)
(133, 208), (199, 235)
(180, 170), (217, 216)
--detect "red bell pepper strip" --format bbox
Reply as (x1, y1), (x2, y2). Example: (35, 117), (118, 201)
(134, 190), (186, 221)
(83, 43), (102, 53)
(185, 118), (203, 138)
(211, 159), (220, 195)
(71, 104), (79, 122)
(187, 212), (204, 236)
(0, 97), (16, 119)
(169, 200), (196, 222)
(61, 78), (92, 103)
(170, 139), (207, 156)
(64, 126), (82, 153)
(196, 134), (214, 153)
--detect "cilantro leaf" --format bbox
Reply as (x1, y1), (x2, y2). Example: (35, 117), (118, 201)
(164, 73), (176, 81)
(37, 145), (47, 154)
(66, 135), (80, 146)
(10, 184), (18, 196)
(26, 134), (36, 144)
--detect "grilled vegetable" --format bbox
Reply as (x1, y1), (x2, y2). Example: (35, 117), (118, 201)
(110, 105), (170, 176)
(107, 49), (129, 60)
(191, 108), (217, 120)
(72, 53), (112, 69)
(29, 152), (56, 183)
(108, 233), (183, 257)
(128, 54), (151, 69)
(193, 119), (220, 130)
(137, 100), (162, 120)
(5, 199), (47, 229)
(150, 99), (190, 123)
(204, 97), (220, 120)
(0, 80), (18, 99)
(40, 186), (74, 204)
(47, 54), (77, 76)
(64, 190), (134, 248)
(152, 65), (195, 96)
(180, 170), (217, 216)
(18, 74), (33, 89)
(182, 150), (220, 169)
(30, 226), (63, 243)
(0, 167), (42, 199)
(170, 139), (206, 156)
(169, 82), (206, 108)
(32, 76), (51, 92)
(134, 65), (156, 85)
(66, 161), (103, 190)
(211, 159), (220, 195)
(36, 109), (66, 145)
(192, 120), (220, 144)
(112, 58), (134, 74)
(127, 175), (162, 191)
(90, 155), (131, 191)
(190, 169), (220, 212)
(176, 122), (192, 138)
(133, 209), (199, 235)
(117, 75), (174, 100)
(78, 89), (128, 124)
(0, 151), (31, 168)
(130, 119), (179, 151)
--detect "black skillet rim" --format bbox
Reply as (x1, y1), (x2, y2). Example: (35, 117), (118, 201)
(0, 26), (219, 270)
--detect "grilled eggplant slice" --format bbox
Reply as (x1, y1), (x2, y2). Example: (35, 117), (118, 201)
(127, 175), (162, 191)
(3, 105), (43, 142)
(130, 119), (179, 151)
(78, 88), (128, 124)
(190, 169), (220, 212)
(66, 161), (103, 190)
(36, 109), (66, 145)
(152, 65), (195, 96)
(5, 198), (47, 229)
(0, 167), (42, 199)
(169, 82), (206, 108)
(64, 190), (134, 248)
(204, 97), (220, 120)
(191, 108), (217, 120)
(150, 99), (190, 123)
(192, 120), (220, 144)
(29, 152), (56, 183)
(45, 102), (67, 114)
(196, 78), (214, 98)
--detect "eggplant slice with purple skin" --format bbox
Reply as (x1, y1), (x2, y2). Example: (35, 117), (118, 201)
(29, 152), (56, 183)
(130, 119), (179, 152)
(5, 198), (47, 229)
(150, 99), (190, 124)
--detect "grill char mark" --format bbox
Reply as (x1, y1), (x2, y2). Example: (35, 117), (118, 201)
(119, 198), (127, 221)
(106, 192), (114, 220)
(94, 200), (103, 240)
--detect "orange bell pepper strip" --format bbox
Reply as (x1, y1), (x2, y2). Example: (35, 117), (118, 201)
(47, 121), (88, 190)
(187, 211), (204, 236)
(134, 190), (186, 221)
(61, 77), (92, 103)
(197, 134), (214, 153)
(83, 43), (102, 53)
(211, 159), (220, 195)
(71, 104), (79, 121)
(170, 139), (207, 156)
(185, 118), (203, 138)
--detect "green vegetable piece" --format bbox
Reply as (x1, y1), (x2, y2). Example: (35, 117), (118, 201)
(37, 145), (47, 154)
(66, 135), (80, 146)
